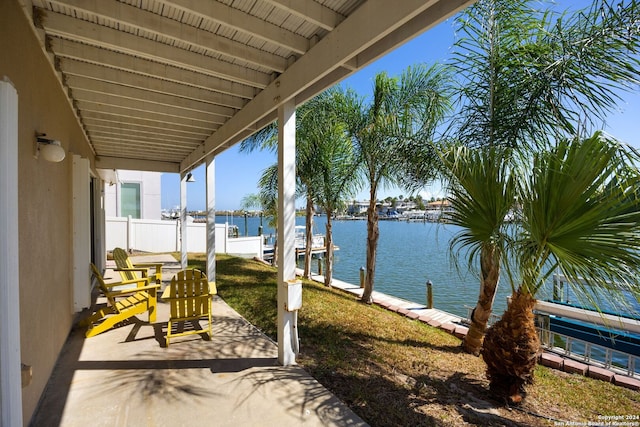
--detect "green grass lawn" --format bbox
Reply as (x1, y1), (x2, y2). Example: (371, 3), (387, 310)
(187, 253), (640, 426)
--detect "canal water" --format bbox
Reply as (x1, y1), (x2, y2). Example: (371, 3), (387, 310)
(220, 214), (640, 372)
(220, 214), (534, 318)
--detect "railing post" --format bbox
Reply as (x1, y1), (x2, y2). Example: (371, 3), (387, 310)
(317, 257), (323, 276)
(359, 266), (365, 288)
(426, 280), (433, 309)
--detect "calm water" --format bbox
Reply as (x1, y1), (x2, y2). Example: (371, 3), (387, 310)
(220, 214), (640, 371)
(219, 214), (517, 318)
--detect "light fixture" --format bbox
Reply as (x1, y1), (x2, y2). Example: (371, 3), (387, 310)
(186, 172), (195, 182)
(34, 133), (66, 163)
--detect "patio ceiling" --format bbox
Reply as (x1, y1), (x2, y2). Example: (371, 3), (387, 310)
(25, 0), (474, 174)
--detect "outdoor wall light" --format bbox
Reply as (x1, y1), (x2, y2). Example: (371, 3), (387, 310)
(34, 133), (66, 163)
(186, 172), (195, 182)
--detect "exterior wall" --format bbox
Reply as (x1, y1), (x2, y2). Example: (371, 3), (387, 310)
(104, 170), (162, 219)
(0, 1), (97, 423)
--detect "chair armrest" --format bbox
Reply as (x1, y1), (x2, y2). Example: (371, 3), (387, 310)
(106, 284), (160, 297)
(132, 262), (163, 271)
(208, 282), (217, 295)
(103, 277), (151, 288)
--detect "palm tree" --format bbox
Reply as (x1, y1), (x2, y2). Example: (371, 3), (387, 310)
(440, 145), (516, 355)
(338, 64), (452, 303)
(298, 89), (360, 286)
(239, 109), (317, 278)
(439, 0), (640, 355)
(480, 132), (640, 403)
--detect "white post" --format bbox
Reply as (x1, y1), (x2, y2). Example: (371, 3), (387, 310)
(206, 155), (216, 282)
(277, 99), (298, 366)
(71, 155), (91, 311)
(180, 172), (187, 269)
(0, 77), (23, 426)
(127, 215), (133, 252)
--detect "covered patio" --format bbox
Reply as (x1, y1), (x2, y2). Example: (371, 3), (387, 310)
(0, 0), (474, 424)
(31, 256), (365, 426)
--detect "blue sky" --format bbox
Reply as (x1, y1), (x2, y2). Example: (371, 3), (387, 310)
(162, 1), (640, 211)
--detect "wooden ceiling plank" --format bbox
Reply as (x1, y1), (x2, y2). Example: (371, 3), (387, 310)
(65, 74), (235, 118)
(83, 116), (211, 138)
(87, 126), (204, 144)
(72, 87), (228, 124)
(77, 101), (219, 131)
(61, 58), (245, 111)
(161, 0), (309, 54)
(39, 9), (271, 88)
(51, 37), (256, 99)
(49, 0), (288, 72)
(262, 0), (344, 31)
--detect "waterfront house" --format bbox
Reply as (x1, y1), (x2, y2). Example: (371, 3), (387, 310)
(0, 0), (474, 424)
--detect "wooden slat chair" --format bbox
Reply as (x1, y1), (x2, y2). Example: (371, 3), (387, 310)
(161, 269), (216, 347)
(83, 264), (160, 338)
(112, 247), (163, 286)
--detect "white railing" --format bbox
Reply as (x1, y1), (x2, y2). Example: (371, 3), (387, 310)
(106, 216), (264, 257)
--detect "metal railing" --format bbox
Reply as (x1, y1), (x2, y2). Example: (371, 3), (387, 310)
(464, 306), (638, 377)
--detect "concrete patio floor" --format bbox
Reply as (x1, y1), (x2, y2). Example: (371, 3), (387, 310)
(31, 261), (367, 427)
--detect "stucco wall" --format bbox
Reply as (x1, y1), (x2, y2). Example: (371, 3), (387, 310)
(104, 170), (163, 219)
(0, 1), (96, 423)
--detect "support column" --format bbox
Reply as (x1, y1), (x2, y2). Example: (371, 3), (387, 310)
(0, 78), (23, 426)
(180, 172), (188, 269)
(277, 99), (297, 366)
(206, 155), (216, 283)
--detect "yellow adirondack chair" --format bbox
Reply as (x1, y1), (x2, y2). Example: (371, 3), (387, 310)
(112, 247), (163, 285)
(161, 269), (216, 346)
(83, 264), (160, 338)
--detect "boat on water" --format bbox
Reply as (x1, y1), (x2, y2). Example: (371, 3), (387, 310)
(533, 274), (640, 376)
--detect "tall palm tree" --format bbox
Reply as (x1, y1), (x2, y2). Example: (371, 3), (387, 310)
(439, 0), (640, 355)
(239, 106), (319, 278)
(298, 89), (360, 286)
(481, 132), (640, 403)
(338, 64), (452, 303)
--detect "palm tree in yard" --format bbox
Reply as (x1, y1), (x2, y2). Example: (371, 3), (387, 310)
(481, 132), (640, 403)
(441, 145), (516, 356)
(442, 0), (640, 356)
(298, 89), (360, 287)
(338, 64), (452, 303)
(239, 107), (318, 278)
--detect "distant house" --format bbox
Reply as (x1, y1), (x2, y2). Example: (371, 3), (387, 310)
(104, 170), (162, 220)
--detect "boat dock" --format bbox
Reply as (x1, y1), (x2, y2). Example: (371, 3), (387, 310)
(298, 270), (465, 330)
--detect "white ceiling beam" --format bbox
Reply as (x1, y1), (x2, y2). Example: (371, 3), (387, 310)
(50, 38), (256, 99)
(85, 122), (204, 142)
(39, 9), (271, 88)
(83, 117), (211, 139)
(81, 111), (216, 135)
(95, 156), (180, 173)
(77, 101), (219, 131)
(65, 75), (235, 118)
(60, 58), (245, 111)
(90, 135), (196, 152)
(182, 0), (457, 171)
(262, 0), (344, 31)
(87, 126), (202, 145)
(48, 0), (288, 72)
(160, 0), (310, 54)
(71, 88), (227, 125)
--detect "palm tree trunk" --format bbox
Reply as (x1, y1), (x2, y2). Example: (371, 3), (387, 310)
(482, 287), (540, 404)
(303, 196), (314, 279)
(361, 195), (379, 303)
(463, 245), (501, 355)
(324, 209), (333, 287)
